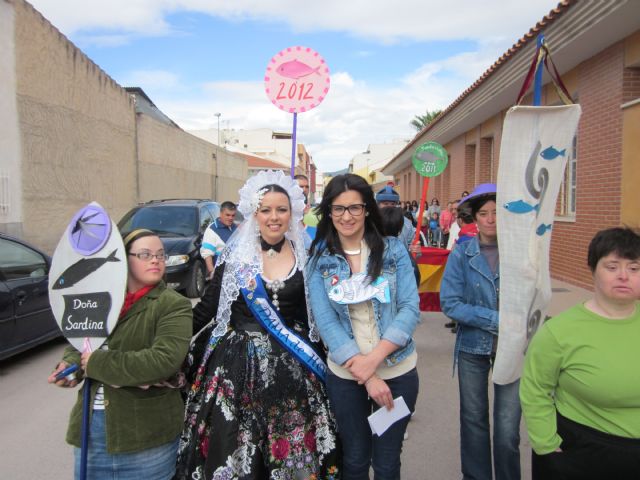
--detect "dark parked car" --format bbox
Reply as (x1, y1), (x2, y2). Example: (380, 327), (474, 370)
(0, 233), (61, 360)
(118, 199), (220, 298)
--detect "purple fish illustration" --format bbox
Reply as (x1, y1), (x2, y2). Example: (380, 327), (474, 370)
(328, 273), (390, 304)
(52, 249), (120, 290)
(504, 200), (540, 214)
(540, 146), (566, 160)
(276, 60), (321, 80)
(416, 151), (440, 163)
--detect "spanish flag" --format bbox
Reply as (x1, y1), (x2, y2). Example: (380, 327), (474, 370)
(416, 247), (450, 312)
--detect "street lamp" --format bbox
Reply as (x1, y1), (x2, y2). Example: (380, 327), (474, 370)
(214, 112), (221, 146)
(214, 113), (221, 201)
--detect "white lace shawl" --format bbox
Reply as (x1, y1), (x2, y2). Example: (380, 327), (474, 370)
(210, 170), (319, 342)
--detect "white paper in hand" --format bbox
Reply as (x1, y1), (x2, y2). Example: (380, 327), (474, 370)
(367, 396), (411, 436)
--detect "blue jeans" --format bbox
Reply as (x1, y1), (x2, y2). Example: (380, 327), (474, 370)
(327, 369), (419, 480)
(74, 410), (179, 480)
(430, 228), (442, 246)
(458, 352), (521, 480)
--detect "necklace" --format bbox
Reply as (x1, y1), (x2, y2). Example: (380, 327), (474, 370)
(260, 236), (286, 259)
(264, 279), (285, 310)
(343, 248), (361, 255)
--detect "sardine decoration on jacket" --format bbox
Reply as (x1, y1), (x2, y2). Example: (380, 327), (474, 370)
(308, 237), (420, 368)
(328, 272), (390, 305)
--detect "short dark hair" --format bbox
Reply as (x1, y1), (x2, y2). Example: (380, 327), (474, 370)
(294, 174), (308, 182)
(457, 208), (474, 225)
(470, 194), (497, 219)
(380, 206), (404, 237)
(220, 201), (237, 212)
(587, 227), (640, 272)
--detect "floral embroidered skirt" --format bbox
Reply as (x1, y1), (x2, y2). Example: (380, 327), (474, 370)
(175, 327), (341, 480)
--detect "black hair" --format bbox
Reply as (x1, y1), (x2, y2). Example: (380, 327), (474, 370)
(470, 194), (497, 219)
(122, 229), (157, 253)
(380, 206), (404, 237)
(310, 174), (385, 280)
(220, 201), (237, 211)
(431, 197), (439, 205)
(259, 184), (290, 204)
(587, 227), (640, 272)
(457, 208), (475, 225)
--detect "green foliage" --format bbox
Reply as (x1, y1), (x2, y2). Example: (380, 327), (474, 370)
(410, 109), (443, 131)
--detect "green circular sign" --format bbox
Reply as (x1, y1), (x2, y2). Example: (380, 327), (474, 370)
(412, 141), (448, 177)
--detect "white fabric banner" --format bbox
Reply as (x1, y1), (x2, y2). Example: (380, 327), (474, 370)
(493, 105), (581, 385)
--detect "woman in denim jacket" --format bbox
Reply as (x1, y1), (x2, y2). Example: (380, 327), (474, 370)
(440, 184), (521, 480)
(307, 174), (420, 480)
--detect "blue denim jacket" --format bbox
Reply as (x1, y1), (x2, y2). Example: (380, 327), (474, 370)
(306, 236), (420, 367)
(440, 236), (499, 360)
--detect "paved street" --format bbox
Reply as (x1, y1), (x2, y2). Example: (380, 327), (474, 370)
(0, 280), (589, 479)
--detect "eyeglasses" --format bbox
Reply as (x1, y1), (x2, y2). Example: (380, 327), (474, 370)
(128, 251), (168, 261)
(330, 203), (366, 217)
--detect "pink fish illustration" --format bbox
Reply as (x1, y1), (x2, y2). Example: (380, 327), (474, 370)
(276, 60), (321, 79)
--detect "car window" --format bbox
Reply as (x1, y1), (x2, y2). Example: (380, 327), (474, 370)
(0, 238), (48, 280)
(206, 203), (220, 221)
(199, 206), (214, 231)
(119, 206), (198, 237)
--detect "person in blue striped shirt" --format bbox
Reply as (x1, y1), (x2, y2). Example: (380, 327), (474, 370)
(200, 201), (237, 279)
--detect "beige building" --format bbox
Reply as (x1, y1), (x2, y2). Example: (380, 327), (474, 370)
(350, 141), (409, 191)
(1, 0), (247, 254)
(190, 126), (316, 177)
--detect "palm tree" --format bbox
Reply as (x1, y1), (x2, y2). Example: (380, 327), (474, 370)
(410, 109), (442, 131)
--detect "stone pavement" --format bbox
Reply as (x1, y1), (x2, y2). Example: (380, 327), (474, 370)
(400, 278), (591, 479)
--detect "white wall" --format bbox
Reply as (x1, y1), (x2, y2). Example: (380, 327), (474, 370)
(0, 2), (23, 236)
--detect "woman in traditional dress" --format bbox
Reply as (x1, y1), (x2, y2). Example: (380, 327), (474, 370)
(175, 170), (340, 480)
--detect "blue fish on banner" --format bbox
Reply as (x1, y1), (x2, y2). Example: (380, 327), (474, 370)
(504, 200), (540, 214)
(540, 146), (566, 160)
(536, 223), (552, 236)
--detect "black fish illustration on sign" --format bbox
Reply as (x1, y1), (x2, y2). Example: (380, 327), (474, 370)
(52, 249), (120, 290)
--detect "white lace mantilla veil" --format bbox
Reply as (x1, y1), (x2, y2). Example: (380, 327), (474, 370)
(207, 170), (320, 342)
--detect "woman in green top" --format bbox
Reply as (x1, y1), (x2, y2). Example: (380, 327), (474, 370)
(520, 227), (640, 480)
(48, 229), (192, 480)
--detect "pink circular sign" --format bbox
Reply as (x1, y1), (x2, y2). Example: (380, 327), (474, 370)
(264, 46), (330, 113)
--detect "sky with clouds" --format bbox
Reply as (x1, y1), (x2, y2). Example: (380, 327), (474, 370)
(30, 0), (560, 172)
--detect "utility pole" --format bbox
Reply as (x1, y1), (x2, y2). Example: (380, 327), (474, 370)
(214, 113), (221, 200)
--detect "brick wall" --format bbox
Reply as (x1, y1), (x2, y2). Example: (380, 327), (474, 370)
(464, 144), (476, 192)
(550, 41), (626, 289)
(479, 137), (493, 183)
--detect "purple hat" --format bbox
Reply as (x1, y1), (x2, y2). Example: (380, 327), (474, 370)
(459, 183), (496, 207)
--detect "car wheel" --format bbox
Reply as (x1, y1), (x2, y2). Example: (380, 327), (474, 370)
(185, 261), (206, 298)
